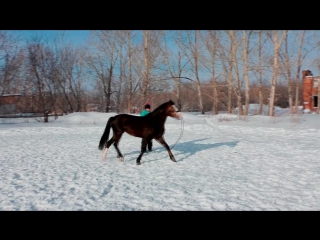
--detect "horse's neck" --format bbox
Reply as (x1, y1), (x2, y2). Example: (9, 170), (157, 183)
(150, 112), (167, 124)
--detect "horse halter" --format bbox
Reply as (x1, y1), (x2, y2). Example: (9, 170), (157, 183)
(172, 105), (182, 120)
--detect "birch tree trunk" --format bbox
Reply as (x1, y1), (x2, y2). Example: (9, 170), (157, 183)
(162, 31), (184, 110)
(141, 30), (149, 104)
(258, 30), (263, 114)
(127, 31), (133, 113)
(170, 30), (204, 114)
(200, 30), (219, 115)
(269, 30), (287, 116)
(194, 31), (204, 114)
(228, 30), (242, 115)
(117, 44), (123, 113)
(227, 32), (234, 114)
(175, 51), (182, 110)
(211, 34), (218, 115)
(105, 64), (114, 113)
(242, 30), (250, 116)
(294, 30), (306, 114)
(284, 30), (294, 114)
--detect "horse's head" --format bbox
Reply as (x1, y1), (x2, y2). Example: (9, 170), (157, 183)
(166, 100), (182, 120)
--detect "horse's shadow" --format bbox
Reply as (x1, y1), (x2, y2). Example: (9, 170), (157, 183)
(120, 137), (239, 163)
(166, 137), (239, 162)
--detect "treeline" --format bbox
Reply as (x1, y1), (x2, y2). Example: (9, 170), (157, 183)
(1, 30), (319, 120)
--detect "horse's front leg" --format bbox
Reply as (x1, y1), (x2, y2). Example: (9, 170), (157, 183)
(156, 136), (176, 162)
(136, 138), (148, 165)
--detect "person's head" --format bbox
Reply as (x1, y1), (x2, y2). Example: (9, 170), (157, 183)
(145, 102), (151, 111)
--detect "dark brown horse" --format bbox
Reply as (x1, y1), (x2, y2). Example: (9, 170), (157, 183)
(98, 100), (182, 165)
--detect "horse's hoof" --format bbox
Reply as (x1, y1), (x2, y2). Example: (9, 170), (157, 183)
(136, 162), (141, 165)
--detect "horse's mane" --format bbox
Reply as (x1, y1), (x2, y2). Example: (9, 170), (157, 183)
(151, 100), (175, 114)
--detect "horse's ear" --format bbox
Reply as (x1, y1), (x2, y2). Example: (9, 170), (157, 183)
(168, 100), (175, 105)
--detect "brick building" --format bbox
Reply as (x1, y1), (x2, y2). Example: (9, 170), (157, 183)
(302, 70), (320, 113)
(0, 94), (23, 114)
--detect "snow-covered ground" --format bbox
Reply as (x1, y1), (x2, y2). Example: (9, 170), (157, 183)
(1, 107), (320, 210)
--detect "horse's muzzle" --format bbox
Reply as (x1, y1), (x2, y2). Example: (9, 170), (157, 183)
(174, 112), (182, 120)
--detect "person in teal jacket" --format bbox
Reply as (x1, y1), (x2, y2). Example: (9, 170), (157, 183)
(140, 102), (153, 152)
(140, 102), (151, 116)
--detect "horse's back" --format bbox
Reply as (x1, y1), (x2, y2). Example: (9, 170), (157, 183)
(112, 114), (144, 128)
(112, 113), (152, 138)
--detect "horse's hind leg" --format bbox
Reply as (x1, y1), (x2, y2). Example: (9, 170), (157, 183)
(147, 139), (153, 152)
(156, 136), (176, 162)
(136, 138), (148, 165)
(102, 136), (115, 160)
(113, 132), (124, 162)
(141, 138), (153, 152)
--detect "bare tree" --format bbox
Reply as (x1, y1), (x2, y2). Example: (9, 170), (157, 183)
(123, 30), (135, 113)
(86, 31), (119, 113)
(269, 30), (287, 116)
(227, 30), (243, 115)
(0, 31), (25, 98)
(141, 30), (149, 104)
(26, 42), (56, 122)
(124, 31), (165, 109)
(115, 37), (127, 113)
(114, 30), (144, 113)
(54, 43), (88, 113)
(161, 30), (191, 111)
(257, 30), (264, 114)
(215, 34), (234, 113)
(193, 30), (205, 114)
(242, 30), (253, 115)
(278, 30), (318, 114)
(282, 30), (294, 113)
(199, 30), (220, 115)
(294, 30), (306, 114)
(172, 30), (205, 114)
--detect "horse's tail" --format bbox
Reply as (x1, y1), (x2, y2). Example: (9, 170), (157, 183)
(98, 116), (114, 150)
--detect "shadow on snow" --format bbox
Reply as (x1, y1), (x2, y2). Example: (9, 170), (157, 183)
(116, 137), (239, 163)
(167, 138), (239, 162)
